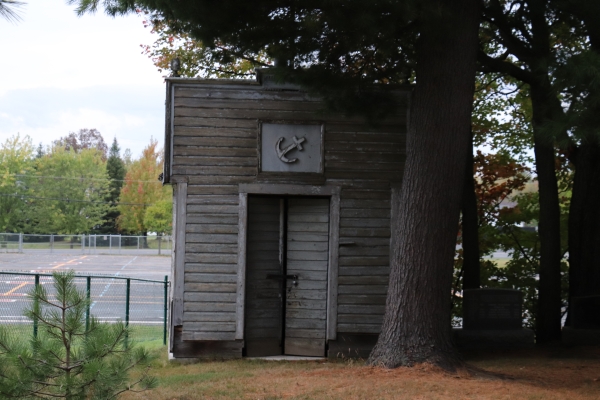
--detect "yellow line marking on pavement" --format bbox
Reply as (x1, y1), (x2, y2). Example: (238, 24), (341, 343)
(3, 282), (28, 296)
(52, 255), (87, 270)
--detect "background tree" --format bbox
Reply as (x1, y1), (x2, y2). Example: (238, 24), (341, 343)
(551, 0), (600, 318)
(0, 270), (156, 399)
(118, 139), (170, 239)
(96, 137), (126, 233)
(143, 199), (173, 255)
(478, 0), (600, 341)
(478, 0), (567, 342)
(54, 128), (109, 160)
(0, 134), (34, 232)
(143, 199), (172, 236)
(27, 147), (110, 234)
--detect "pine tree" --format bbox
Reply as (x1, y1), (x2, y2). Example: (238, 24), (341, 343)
(97, 138), (126, 233)
(0, 271), (157, 399)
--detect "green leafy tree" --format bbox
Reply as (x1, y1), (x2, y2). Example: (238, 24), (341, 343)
(144, 199), (172, 255)
(0, 134), (35, 232)
(0, 270), (156, 399)
(118, 139), (170, 237)
(143, 199), (172, 235)
(27, 147), (110, 234)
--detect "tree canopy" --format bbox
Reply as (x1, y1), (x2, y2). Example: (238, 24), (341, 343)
(0, 134), (34, 232)
(117, 138), (170, 235)
(27, 146), (110, 234)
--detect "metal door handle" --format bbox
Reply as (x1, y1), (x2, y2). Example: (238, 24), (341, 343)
(266, 274), (298, 281)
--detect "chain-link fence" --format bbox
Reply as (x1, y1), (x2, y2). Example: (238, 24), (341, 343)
(0, 271), (169, 346)
(0, 233), (172, 256)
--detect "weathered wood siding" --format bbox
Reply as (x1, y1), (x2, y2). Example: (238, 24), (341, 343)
(285, 197), (330, 356)
(168, 79), (408, 344)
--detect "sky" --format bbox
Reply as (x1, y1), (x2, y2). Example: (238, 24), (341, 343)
(0, 0), (166, 158)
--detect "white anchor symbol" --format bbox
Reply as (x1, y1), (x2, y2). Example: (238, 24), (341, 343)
(275, 136), (306, 163)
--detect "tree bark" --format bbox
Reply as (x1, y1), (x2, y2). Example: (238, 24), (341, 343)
(530, 84), (563, 343)
(567, 7), (600, 320)
(568, 141), (600, 302)
(461, 133), (481, 290)
(367, 0), (480, 370)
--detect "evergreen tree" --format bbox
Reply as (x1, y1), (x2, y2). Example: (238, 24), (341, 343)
(0, 0), (24, 22)
(0, 271), (156, 399)
(97, 138), (126, 233)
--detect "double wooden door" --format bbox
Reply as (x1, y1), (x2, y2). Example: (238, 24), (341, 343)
(245, 196), (329, 357)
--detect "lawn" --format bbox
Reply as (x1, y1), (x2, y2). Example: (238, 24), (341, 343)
(123, 346), (600, 399)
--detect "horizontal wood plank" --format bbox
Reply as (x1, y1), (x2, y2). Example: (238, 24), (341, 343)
(184, 312), (236, 322)
(187, 233), (238, 244)
(185, 263), (238, 274)
(186, 224), (239, 234)
(184, 282), (237, 293)
(185, 273), (237, 283)
(187, 185), (239, 195)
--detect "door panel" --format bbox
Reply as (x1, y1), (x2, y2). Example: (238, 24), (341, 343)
(284, 198), (329, 356)
(245, 197), (282, 357)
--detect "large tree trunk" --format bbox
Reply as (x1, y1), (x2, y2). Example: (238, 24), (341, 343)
(568, 140), (600, 302)
(461, 133), (481, 290)
(567, 9), (600, 320)
(367, 0), (480, 370)
(530, 84), (563, 343)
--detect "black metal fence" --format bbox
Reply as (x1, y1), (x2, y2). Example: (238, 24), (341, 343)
(0, 271), (169, 346)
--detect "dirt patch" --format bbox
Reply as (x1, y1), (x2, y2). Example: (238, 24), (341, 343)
(123, 346), (600, 399)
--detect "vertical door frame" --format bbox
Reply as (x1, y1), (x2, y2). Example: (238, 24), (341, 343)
(235, 184), (341, 342)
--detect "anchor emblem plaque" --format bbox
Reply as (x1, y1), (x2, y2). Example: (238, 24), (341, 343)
(276, 136), (306, 163)
(260, 123), (323, 173)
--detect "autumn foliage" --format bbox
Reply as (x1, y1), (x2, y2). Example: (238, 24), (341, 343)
(117, 139), (171, 234)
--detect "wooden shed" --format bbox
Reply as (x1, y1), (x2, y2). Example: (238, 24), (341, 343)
(164, 70), (410, 359)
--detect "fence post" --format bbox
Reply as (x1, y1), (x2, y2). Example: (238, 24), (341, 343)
(137, 236), (139, 250)
(50, 234), (54, 253)
(86, 276), (91, 332)
(163, 275), (168, 346)
(109, 235), (112, 253)
(125, 278), (130, 347)
(33, 274), (39, 339)
(81, 235), (85, 253)
(18, 233), (23, 253)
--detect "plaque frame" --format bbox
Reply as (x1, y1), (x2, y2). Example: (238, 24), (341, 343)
(257, 120), (325, 177)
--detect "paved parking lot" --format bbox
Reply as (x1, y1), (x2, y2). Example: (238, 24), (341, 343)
(0, 254), (171, 328)
(0, 253), (170, 280)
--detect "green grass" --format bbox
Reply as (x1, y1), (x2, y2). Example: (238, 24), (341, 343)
(1, 324), (166, 347)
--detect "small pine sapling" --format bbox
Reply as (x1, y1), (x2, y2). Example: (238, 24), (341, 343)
(0, 271), (157, 399)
